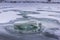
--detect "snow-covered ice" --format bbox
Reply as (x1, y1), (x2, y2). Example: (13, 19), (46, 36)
(0, 3), (60, 40)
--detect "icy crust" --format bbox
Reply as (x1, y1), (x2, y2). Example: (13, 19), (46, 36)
(4, 18), (60, 36)
(5, 20), (43, 35)
(0, 7), (60, 40)
(0, 8), (40, 24)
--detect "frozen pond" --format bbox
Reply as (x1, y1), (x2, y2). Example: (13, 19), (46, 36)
(0, 3), (60, 40)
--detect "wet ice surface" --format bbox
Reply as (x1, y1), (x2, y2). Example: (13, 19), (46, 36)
(0, 3), (60, 40)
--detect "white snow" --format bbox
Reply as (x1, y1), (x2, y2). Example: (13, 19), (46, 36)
(0, 3), (60, 40)
(0, 11), (22, 23)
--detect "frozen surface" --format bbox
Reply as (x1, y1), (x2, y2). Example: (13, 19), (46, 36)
(0, 3), (60, 40)
(0, 11), (22, 23)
